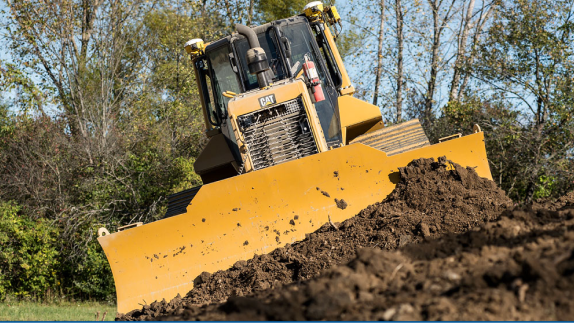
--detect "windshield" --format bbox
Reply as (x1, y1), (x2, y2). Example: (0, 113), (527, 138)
(234, 28), (286, 91)
(281, 22), (341, 145)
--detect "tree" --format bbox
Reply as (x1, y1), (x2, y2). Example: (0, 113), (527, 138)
(394, 0), (404, 122)
(0, 0), (219, 299)
(205, 0), (311, 28)
(449, 0), (495, 102)
(256, 0), (309, 22)
(372, 0), (387, 106)
(423, 0), (458, 124)
(472, 0), (574, 200)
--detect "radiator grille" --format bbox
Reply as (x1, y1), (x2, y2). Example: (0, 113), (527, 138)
(238, 97), (318, 171)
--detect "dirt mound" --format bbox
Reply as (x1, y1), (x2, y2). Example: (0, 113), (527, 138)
(534, 191), (574, 211)
(119, 157), (511, 321)
(158, 205), (574, 320)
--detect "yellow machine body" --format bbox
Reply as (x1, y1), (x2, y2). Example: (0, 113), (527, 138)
(98, 132), (491, 313)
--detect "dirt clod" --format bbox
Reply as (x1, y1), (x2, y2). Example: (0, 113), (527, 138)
(418, 222), (431, 238)
(193, 272), (211, 286)
(335, 198), (347, 210)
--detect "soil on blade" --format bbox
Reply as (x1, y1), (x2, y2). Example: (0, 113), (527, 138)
(118, 157), (512, 321)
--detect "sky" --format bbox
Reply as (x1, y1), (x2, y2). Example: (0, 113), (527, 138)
(0, 1), (16, 108)
(0, 1), (8, 61)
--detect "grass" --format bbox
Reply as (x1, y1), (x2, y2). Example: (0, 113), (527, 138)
(0, 300), (116, 321)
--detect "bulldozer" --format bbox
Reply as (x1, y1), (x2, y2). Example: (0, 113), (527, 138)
(98, 1), (491, 314)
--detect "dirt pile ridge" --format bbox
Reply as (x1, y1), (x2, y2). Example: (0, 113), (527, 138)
(534, 191), (574, 211)
(119, 157), (512, 321)
(159, 205), (574, 320)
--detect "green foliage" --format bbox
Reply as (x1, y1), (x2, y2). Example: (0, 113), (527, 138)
(437, 92), (573, 201)
(533, 174), (557, 200)
(67, 235), (115, 301)
(0, 201), (59, 299)
(0, 62), (48, 114)
(472, 0), (574, 201)
(443, 98), (482, 127)
(256, 0), (309, 22)
(336, 27), (364, 61)
(171, 157), (203, 194)
(0, 2), (212, 302)
(0, 102), (14, 141)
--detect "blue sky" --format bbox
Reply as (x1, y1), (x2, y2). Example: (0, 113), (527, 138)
(0, 3), (8, 62)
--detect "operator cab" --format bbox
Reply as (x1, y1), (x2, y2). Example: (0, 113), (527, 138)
(193, 16), (343, 148)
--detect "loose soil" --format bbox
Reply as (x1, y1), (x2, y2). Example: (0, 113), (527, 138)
(118, 157), (574, 321)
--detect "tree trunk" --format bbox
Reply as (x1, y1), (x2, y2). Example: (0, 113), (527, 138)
(424, 0), (456, 124)
(395, 0), (404, 122)
(248, 0), (254, 25)
(372, 0), (386, 106)
(425, 0), (440, 124)
(458, 3), (494, 98)
(449, 0), (475, 102)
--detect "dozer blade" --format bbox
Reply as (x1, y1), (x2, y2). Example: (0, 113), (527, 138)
(98, 132), (491, 314)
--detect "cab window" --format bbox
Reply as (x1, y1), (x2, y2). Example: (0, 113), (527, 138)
(234, 28), (286, 91)
(207, 44), (242, 116)
(195, 58), (220, 126)
(281, 22), (341, 145)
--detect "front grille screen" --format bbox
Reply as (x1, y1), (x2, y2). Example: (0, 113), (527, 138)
(238, 97), (318, 171)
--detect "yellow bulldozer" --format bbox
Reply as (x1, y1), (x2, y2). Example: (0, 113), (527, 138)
(98, 1), (491, 314)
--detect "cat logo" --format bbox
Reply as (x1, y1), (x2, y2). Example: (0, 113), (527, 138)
(258, 94), (276, 107)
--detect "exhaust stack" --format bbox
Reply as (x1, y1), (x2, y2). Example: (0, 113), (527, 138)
(236, 24), (271, 89)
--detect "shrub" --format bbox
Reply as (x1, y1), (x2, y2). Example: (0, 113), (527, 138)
(0, 201), (60, 299)
(65, 232), (115, 301)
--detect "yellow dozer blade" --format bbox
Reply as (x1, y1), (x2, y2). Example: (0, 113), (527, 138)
(98, 131), (491, 314)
